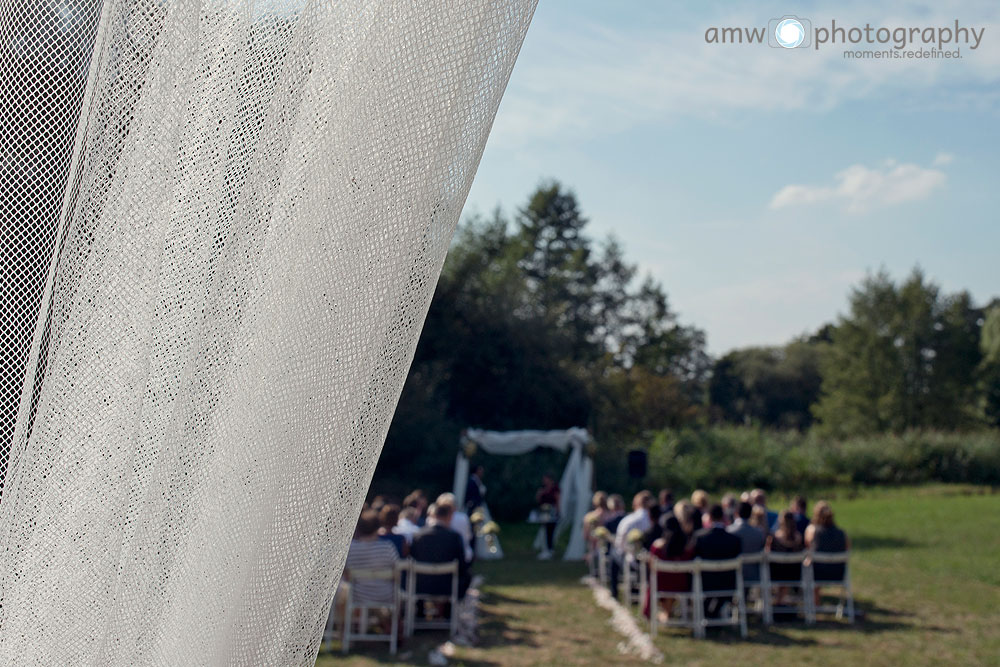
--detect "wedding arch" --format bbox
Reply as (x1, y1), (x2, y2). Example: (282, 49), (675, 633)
(452, 427), (594, 561)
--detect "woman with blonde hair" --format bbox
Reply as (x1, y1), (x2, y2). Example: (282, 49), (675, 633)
(748, 504), (770, 536)
(583, 491), (611, 571)
(691, 489), (711, 528)
(583, 492), (611, 542)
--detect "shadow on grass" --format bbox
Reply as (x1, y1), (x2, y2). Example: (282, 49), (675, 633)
(317, 633), (506, 667)
(651, 596), (957, 649)
(475, 607), (542, 650)
(483, 589), (536, 606)
(850, 534), (918, 550)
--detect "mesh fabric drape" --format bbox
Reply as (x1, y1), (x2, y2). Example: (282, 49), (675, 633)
(0, 1), (535, 663)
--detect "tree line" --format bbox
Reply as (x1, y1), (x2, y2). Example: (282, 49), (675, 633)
(372, 182), (999, 506)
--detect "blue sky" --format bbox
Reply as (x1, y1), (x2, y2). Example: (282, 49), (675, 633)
(462, 0), (999, 354)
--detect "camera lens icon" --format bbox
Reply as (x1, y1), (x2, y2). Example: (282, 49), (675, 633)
(768, 16), (811, 49)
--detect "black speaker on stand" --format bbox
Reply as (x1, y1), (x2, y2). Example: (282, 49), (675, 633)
(627, 449), (647, 479)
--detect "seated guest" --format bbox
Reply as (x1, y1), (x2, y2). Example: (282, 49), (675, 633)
(642, 503), (663, 551)
(644, 514), (694, 620)
(767, 509), (805, 605)
(727, 501), (765, 583)
(671, 501), (696, 539)
(393, 506), (421, 544)
(750, 488), (778, 529)
(691, 489), (710, 528)
(344, 510), (400, 606)
(436, 493), (474, 563)
(657, 489), (675, 526)
(611, 491), (653, 599)
(378, 504), (407, 557)
(370, 495), (388, 515)
(693, 504), (742, 617)
(584, 491), (610, 536)
(749, 504), (770, 537)
(805, 501), (850, 585)
(584, 491), (611, 561)
(791, 495), (810, 535)
(403, 490), (429, 527)
(603, 494), (627, 534)
(721, 493), (737, 525)
(411, 502), (471, 599)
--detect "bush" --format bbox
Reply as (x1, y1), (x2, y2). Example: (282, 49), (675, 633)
(638, 426), (1000, 495)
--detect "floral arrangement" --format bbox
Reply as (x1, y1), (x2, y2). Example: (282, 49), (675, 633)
(469, 509), (486, 525)
(592, 526), (611, 542)
(462, 440), (477, 457)
(626, 528), (644, 545)
(480, 521), (500, 535)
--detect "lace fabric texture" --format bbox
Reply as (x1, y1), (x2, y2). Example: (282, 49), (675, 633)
(0, 1), (535, 663)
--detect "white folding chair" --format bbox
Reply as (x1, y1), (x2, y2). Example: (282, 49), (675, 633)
(809, 551), (854, 623)
(341, 565), (402, 654)
(405, 559), (460, 637)
(621, 546), (645, 609)
(596, 539), (611, 588)
(647, 557), (698, 637)
(692, 557), (748, 639)
(739, 550), (771, 621)
(637, 550), (649, 614)
(764, 551), (812, 625)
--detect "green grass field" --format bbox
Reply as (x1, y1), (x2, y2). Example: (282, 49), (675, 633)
(316, 485), (1000, 666)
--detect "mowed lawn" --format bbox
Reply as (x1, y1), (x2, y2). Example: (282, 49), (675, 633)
(316, 485), (1000, 666)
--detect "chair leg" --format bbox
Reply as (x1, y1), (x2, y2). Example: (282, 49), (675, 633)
(763, 584), (773, 626)
(846, 584), (855, 624)
(450, 597), (458, 637)
(738, 592), (748, 638)
(342, 598), (353, 654)
(405, 596), (415, 638)
(650, 598), (658, 637)
(693, 593), (705, 639)
(805, 582), (816, 625)
(390, 604), (399, 655)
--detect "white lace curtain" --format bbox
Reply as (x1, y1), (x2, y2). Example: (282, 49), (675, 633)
(0, 1), (535, 663)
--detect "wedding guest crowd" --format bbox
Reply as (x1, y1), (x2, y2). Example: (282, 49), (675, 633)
(337, 488), (478, 624)
(585, 486), (850, 623)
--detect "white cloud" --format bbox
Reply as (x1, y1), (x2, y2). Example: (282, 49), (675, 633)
(933, 152), (955, 166)
(769, 158), (948, 213)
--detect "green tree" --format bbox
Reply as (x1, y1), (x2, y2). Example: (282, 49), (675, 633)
(709, 340), (822, 429)
(977, 303), (1000, 426)
(813, 269), (983, 436)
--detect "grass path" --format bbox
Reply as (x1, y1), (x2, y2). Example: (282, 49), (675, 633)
(316, 485), (1000, 666)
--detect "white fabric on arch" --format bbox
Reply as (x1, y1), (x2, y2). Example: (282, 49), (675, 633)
(465, 426), (590, 456)
(0, 1), (536, 664)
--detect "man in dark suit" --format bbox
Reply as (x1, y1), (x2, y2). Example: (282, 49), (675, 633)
(465, 465), (485, 514)
(694, 504), (742, 617)
(410, 501), (471, 599)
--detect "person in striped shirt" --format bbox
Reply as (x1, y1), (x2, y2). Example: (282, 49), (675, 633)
(345, 510), (400, 605)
